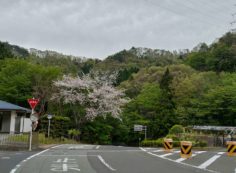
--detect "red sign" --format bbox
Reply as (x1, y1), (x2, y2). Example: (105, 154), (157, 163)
(27, 98), (40, 109)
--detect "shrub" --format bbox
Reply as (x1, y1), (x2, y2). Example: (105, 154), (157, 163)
(141, 138), (163, 147)
(194, 140), (208, 147)
(68, 129), (81, 140)
(39, 115), (72, 138)
(165, 134), (179, 141)
(169, 125), (184, 135)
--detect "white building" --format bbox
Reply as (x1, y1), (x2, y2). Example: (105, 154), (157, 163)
(0, 100), (31, 134)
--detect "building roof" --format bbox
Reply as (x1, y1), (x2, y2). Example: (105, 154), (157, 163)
(0, 100), (31, 113)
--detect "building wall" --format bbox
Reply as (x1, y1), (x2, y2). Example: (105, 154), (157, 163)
(21, 117), (31, 132)
(0, 111), (31, 133)
(1, 112), (11, 132)
(9, 111), (16, 134)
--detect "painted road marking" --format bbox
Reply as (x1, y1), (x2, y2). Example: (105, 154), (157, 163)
(175, 151), (206, 163)
(40, 155), (98, 157)
(51, 157), (80, 172)
(97, 155), (116, 171)
(198, 155), (222, 169)
(153, 149), (163, 153)
(140, 147), (147, 152)
(1, 157), (10, 159)
(144, 148), (152, 150)
(69, 146), (84, 150)
(140, 147), (219, 173)
(159, 153), (174, 157)
(96, 145), (100, 149)
(10, 148), (51, 173)
(217, 152), (225, 155)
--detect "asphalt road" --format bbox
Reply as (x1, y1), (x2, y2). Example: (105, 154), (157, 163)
(0, 150), (37, 173)
(6, 144), (236, 173)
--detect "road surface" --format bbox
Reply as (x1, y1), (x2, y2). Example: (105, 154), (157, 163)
(7, 144), (236, 173)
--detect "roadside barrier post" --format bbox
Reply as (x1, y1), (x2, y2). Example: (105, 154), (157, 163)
(180, 141), (192, 158)
(227, 141), (236, 156)
(163, 138), (173, 152)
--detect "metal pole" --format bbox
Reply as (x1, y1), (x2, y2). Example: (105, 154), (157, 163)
(29, 109), (33, 151)
(144, 126), (147, 140)
(48, 119), (51, 137)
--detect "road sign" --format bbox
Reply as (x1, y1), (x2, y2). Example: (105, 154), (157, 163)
(163, 138), (173, 152)
(180, 141), (192, 158)
(47, 114), (53, 119)
(134, 125), (143, 132)
(227, 141), (236, 156)
(30, 111), (38, 122)
(27, 98), (40, 109)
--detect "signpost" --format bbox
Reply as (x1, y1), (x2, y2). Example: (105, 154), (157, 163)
(47, 114), (53, 137)
(134, 124), (147, 140)
(27, 98), (39, 151)
(134, 125), (143, 132)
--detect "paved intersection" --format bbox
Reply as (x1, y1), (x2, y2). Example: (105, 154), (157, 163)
(140, 147), (236, 173)
(6, 144), (236, 173)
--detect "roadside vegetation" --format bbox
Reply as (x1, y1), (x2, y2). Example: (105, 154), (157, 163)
(0, 32), (235, 146)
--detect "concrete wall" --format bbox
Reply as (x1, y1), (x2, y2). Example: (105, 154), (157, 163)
(21, 117), (31, 132)
(9, 111), (16, 134)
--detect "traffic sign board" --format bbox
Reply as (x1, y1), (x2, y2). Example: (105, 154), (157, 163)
(47, 114), (53, 119)
(30, 112), (38, 122)
(134, 125), (143, 132)
(27, 98), (39, 109)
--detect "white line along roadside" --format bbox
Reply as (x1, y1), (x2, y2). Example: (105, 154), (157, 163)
(175, 151), (206, 163)
(198, 152), (224, 169)
(139, 147), (219, 173)
(97, 155), (116, 171)
(9, 145), (61, 173)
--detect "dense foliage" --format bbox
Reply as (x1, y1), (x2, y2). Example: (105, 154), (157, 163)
(0, 32), (235, 145)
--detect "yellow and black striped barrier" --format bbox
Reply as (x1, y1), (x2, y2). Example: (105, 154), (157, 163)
(163, 138), (173, 152)
(227, 141), (236, 156)
(180, 141), (192, 158)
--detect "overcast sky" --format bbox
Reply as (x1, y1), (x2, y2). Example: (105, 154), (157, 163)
(0, 0), (235, 59)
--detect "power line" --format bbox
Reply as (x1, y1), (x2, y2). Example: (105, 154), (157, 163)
(230, 4), (236, 32)
(147, 0), (232, 30)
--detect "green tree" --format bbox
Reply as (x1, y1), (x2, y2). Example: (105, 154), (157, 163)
(0, 59), (33, 107)
(159, 68), (176, 128)
(0, 42), (14, 60)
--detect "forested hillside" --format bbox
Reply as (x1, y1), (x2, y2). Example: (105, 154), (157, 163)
(0, 32), (235, 145)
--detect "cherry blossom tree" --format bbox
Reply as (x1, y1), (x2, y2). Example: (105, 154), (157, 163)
(51, 74), (129, 128)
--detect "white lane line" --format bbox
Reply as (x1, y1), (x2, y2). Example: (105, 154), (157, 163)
(96, 145), (100, 149)
(159, 153), (174, 158)
(140, 147), (147, 152)
(10, 146), (53, 173)
(217, 152), (225, 155)
(40, 155), (98, 157)
(1, 157), (10, 159)
(198, 155), (222, 169)
(51, 144), (65, 149)
(97, 155), (116, 171)
(153, 149), (163, 153)
(175, 151), (206, 163)
(196, 151), (207, 154)
(140, 147), (219, 173)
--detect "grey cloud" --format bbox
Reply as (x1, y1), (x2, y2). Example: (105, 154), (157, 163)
(0, 0), (235, 59)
